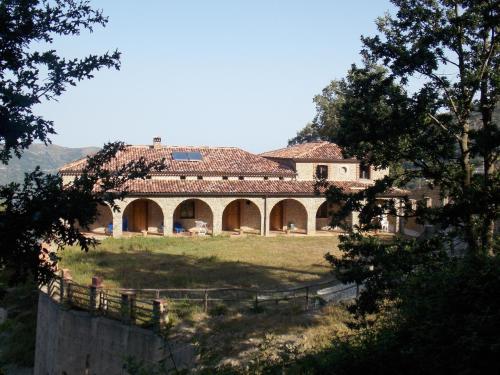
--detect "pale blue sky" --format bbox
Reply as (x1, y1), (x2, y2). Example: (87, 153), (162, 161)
(38, 0), (393, 153)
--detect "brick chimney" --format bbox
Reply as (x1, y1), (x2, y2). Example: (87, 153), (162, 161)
(153, 137), (162, 149)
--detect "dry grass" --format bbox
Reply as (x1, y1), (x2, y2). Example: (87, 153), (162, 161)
(59, 235), (351, 368)
(59, 235), (341, 289)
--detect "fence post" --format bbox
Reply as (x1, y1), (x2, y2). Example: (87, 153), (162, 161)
(58, 274), (65, 303)
(305, 286), (309, 310)
(120, 292), (130, 323)
(204, 290), (208, 313)
(254, 293), (259, 310)
(129, 293), (137, 324)
(66, 281), (73, 306)
(152, 299), (168, 333)
(356, 283), (360, 299)
(89, 276), (103, 313)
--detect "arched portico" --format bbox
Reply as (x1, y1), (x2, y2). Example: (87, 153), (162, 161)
(268, 199), (308, 234)
(316, 201), (343, 232)
(122, 198), (164, 235)
(173, 198), (214, 235)
(87, 203), (113, 235)
(222, 199), (261, 234)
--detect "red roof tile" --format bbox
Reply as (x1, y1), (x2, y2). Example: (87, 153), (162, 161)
(60, 146), (295, 177)
(260, 141), (347, 161)
(118, 179), (376, 196)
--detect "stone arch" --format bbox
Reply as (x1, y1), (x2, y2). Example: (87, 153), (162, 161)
(315, 201), (343, 231)
(122, 198), (164, 234)
(87, 203), (113, 235)
(269, 199), (308, 234)
(173, 198), (214, 235)
(222, 199), (262, 234)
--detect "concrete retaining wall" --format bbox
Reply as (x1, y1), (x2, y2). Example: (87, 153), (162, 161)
(34, 293), (196, 375)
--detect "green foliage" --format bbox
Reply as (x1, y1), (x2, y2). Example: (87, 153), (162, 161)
(286, 1), (500, 374)
(280, 255), (500, 375)
(0, 280), (38, 368)
(0, 0), (121, 163)
(327, 234), (449, 316)
(327, 0), (499, 253)
(0, 1), (167, 286)
(289, 80), (344, 145)
(0, 142), (165, 285)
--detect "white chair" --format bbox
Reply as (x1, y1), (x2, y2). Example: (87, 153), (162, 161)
(195, 220), (208, 236)
(380, 216), (389, 232)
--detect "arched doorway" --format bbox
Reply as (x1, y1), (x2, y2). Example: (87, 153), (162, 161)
(269, 199), (307, 234)
(88, 203), (113, 235)
(222, 199), (261, 234)
(173, 199), (213, 235)
(316, 201), (342, 231)
(122, 199), (164, 234)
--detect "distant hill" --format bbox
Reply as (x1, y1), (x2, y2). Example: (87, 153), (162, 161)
(0, 144), (99, 185)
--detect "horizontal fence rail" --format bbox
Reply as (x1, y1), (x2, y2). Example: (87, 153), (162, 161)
(41, 272), (359, 331)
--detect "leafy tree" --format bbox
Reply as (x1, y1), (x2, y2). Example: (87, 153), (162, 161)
(288, 81), (345, 145)
(0, 0), (120, 163)
(0, 1), (163, 368)
(0, 1), (167, 285)
(0, 142), (165, 284)
(324, 1), (499, 316)
(309, 1), (499, 373)
(328, 0), (499, 254)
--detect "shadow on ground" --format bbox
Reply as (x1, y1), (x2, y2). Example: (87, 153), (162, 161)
(64, 250), (332, 289)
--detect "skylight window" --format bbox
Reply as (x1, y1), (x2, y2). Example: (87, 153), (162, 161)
(172, 151), (203, 161)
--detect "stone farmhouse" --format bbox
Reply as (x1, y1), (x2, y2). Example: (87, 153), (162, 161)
(60, 138), (405, 237)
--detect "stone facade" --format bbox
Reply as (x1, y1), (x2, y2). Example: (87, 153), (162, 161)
(93, 195), (360, 237)
(63, 140), (406, 237)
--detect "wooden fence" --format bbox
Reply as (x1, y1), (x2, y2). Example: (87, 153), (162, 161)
(44, 273), (357, 331)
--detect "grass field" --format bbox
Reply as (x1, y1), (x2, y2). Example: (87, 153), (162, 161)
(59, 235), (352, 368)
(60, 235), (341, 289)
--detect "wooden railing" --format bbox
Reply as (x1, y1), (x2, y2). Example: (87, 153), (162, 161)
(43, 272), (357, 331)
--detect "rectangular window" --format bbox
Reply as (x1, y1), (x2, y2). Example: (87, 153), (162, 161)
(316, 165), (328, 179)
(222, 176), (228, 180)
(239, 176), (244, 180)
(197, 176), (203, 180)
(180, 200), (195, 219)
(359, 164), (371, 179)
(180, 175), (186, 180)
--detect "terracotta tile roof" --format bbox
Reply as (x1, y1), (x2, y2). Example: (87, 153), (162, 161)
(118, 179), (377, 196)
(260, 141), (347, 161)
(60, 145), (295, 177)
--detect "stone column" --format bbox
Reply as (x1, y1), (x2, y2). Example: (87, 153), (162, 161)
(260, 201), (265, 236)
(264, 197), (271, 236)
(212, 208), (222, 236)
(351, 210), (360, 231)
(112, 210), (123, 238)
(396, 199), (404, 234)
(306, 204), (316, 236)
(162, 203), (173, 237)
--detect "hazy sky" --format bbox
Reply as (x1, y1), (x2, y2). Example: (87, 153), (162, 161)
(38, 0), (393, 153)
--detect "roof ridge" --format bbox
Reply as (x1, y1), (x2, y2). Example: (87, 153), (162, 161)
(296, 141), (329, 157)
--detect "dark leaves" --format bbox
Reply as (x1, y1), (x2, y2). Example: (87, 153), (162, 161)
(0, 0), (121, 163)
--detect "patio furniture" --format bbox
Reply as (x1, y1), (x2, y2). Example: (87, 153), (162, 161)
(174, 222), (185, 234)
(380, 216), (389, 232)
(195, 220), (208, 236)
(105, 223), (113, 235)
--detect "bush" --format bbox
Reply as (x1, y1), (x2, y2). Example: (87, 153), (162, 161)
(280, 255), (500, 375)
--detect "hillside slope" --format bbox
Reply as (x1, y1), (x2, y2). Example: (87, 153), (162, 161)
(0, 144), (99, 184)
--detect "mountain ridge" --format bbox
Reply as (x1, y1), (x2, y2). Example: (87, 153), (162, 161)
(0, 144), (100, 184)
